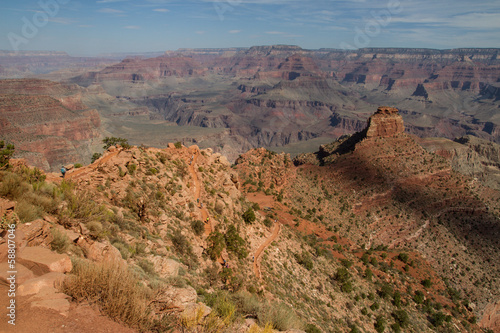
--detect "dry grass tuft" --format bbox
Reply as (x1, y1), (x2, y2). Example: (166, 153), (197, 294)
(61, 258), (152, 330)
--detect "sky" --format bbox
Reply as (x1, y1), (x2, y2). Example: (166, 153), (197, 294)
(0, 0), (499, 56)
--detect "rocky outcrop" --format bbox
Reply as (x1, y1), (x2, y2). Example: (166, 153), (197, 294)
(365, 106), (404, 138)
(480, 299), (500, 333)
(17, 246), (72, 276)
(420, 135), (500, 190)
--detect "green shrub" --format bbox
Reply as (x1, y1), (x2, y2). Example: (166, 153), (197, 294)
(171, 231), (194, 257)
(374, 315), (385, 333)
(393, 291), (402, 307)
(15, 200), (43, 223)
(365, 267), (373, 281)
(305, 323), (321, 333)
(398, 252), (409, 263)
(225, 225), (248, 259)
(137, 259), (157, 278)
(112, 241), (132, 260)
(74, 163), (83, 168)
(50, 228), (69, 253)
(102, 137), (131, 150)
(258, 302), (302, 331)
(392, 309), (410, 328)
(242, 208), (256, 224)
(422, 278), (432, 288)
(334, 267), (350, 283)
(341, 259), (353, 268)
(174, 142), (182, 149)
(232, 291), (261, 318)
(127, 163), (137, 175)
(207, 231), (225, 260)
(87, 221), (106, 240)
(191, 220), (204, 236)
(378, 283), (393, 299)
(341, 281), (353, 293)
(0, 141), (15, 168)
(413, 290), (425, 304)
(295, 251), (313, 271)
(91, 153), (102, 163)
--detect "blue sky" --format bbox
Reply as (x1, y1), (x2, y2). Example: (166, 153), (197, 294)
(0, 0), (499, 56)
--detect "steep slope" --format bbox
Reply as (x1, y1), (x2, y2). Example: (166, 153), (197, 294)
(236, 107), (499, 332)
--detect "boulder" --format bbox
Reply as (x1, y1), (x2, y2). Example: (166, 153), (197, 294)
(18, 272), (66, 296)
(17, 219), (53, 248)
(0, 262), (35, 286)
(76, 237), (122, 263)
(149, 256), (182, 278)
(156, 286), (197, 311)
(0, 198), (15, 214)
(18, 246), (72, 275)
(181, 302), (212, 321)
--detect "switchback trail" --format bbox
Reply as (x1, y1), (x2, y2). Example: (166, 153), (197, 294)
(187, 149), (213, 237)
(253, 222), (281, 279)
(187, 148), (224, 265)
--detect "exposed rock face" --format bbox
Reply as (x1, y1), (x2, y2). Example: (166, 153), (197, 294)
(480, 299), (500, 333)
(0, 79), (101, 171)
(365, 106), (404, 138)
(419, 135), (500, 190)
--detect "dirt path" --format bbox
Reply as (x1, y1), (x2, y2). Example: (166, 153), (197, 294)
(67, 150), (121, 181)
(45, 150), (121, 183)
(187, 149), (213, 236)
(253, 222), (281, 279)
(186, 149), (225, 266)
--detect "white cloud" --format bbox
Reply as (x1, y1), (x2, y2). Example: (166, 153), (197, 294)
(97, 8), (124, 14)
(265, 31), (285, 34)
(153, 8), (170, 12)
(124, 25), (140, 29)
(448, 13), (500, 29)
(229, 30), (241, 34)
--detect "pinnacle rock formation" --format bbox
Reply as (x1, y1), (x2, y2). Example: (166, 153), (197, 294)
(365, 106), (404, 138)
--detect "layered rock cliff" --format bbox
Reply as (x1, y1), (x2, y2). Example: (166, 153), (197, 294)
(0, 79), (101, 171)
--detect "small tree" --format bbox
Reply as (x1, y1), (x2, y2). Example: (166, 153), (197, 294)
(91, 153), (102, 163)
(102, 137), (131, 150)
(242, 208), (256, 224)
(0, 141), (15, 168)
(374, 315), (386, 333)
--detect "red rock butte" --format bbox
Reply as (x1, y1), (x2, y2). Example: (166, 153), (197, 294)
(365, 106), (404, 138)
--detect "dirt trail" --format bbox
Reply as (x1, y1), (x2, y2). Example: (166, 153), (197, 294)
(187, 148), (223, 265)
(253, 222), (281, 279)
(68, 150), (120, 181)
(45, 150), (121, 183)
